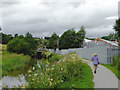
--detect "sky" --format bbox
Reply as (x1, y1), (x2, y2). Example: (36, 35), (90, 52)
(0, 0), (120, 38)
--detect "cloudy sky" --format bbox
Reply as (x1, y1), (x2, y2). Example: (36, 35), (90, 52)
(0, 0), (120, 38)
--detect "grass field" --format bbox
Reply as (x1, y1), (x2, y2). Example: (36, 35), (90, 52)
(1, 44), (34, 76)
(2, 51), (32, 76)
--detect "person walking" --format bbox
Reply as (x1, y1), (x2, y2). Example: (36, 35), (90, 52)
(91, 53), (99, 74)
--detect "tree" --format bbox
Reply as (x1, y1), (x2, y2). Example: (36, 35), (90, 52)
(14, 33), (18, 38)
(18, 35), (24, 38)
(101, 33), (118, 40)
(25, 32), (32, 38)
(45, 37), (50, 40)
(59, 29), (76, 49)
(76, 26), (86, 47)
(46, 33), (59, 51)
(113, 19), (120, 40)
(59, 26), (86, 49)
(24, 32), (38, 50)
(7, 38), (31, 55)
(2, 33), (13, 44)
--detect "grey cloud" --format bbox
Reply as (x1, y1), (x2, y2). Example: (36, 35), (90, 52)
(1, 0), (119, 38)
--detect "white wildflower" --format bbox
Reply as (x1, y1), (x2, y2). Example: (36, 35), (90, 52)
(51, 68), (54, 70)
(28, 70), (32, 73)
(51, 79), (53, 81)
(61, 68), (63, 71)
(22, 83), (26, 88)
(61, 80), (64, 82)
(34, 73), (38, 76)
(33, 67), (35, 70)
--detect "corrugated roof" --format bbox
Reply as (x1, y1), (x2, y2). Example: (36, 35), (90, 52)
(100, 39), (119, 46)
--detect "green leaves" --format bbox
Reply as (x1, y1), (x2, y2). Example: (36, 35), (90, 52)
(113, 19), (120, 38)
(59, 26), (86, 49)
(7, 32), (38, 56)
(46, 33), (59, 50)
(2, 33), (13, 44)
(7, 38), (31, 55)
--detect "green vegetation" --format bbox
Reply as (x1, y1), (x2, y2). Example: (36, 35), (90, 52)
(59, 26), (86, 50)
(2, 51), (32, 76)
(2, 33), (13, 44)
(7, 38), (31, 55)
(113, 19), (120, 38)
(101, 33), (118, 40)
(26, 52), (94, 88)
(37, 38), (48, 46)
(7, 32), (38, 56)
(46, 33), (59, 51)
(102, 55), (120, 79)
(2, 44), (36, 76)
(86, 38), (95, 40)
(101, 18), (120, 41)
(24, 32), (38, 51)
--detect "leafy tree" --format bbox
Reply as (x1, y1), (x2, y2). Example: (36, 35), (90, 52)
(14, 33), (18, 38)
(101, 33), (118, 40)
(2, 33), (13, 44)
(45, 37), (50, 40)
(59, 29), (76, 49)
(25, 32), (32, 38)
(7, 32), (38, 56)
(18, 35), (24, 38)
(24, 32), (38, 50)
(7, 38), (31, 55)
(46, 33), (59, 51)
(59, 27), (86, 49)
(76, 26), (86, 47)
(113, 19), (120, 41)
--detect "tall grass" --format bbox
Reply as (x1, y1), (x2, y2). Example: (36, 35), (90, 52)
(2, 51), (31, 76)
(26, 52), (94, 88)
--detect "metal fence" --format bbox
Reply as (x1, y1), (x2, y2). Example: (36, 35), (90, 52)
(107, 47), (120, 64)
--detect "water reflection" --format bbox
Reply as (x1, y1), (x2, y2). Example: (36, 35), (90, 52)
(0, 75), (27, 88)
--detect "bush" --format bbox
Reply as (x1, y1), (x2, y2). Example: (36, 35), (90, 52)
(7, 38), (31, 55)
(48, 54), (64, 63)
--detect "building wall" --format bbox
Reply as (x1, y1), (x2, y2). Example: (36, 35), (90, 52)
(54, 46), (108, 64)
(53, 46), (119, 64)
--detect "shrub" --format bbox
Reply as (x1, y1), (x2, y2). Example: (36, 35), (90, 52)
(48, 54), (64, 63)
(7, 38), (31, 55)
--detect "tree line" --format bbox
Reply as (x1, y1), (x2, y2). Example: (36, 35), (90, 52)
(2, 32), (38, 57)
(46, 26), (86, 50)
(101, 33), (118, 40)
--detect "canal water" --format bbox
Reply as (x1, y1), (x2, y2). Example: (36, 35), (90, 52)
(0, 60), (49, 89)
(0, 74), (27, 89)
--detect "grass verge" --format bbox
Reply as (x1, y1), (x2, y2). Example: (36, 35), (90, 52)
(102, 64), (120, 79)
(2, 51), (33, 76)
